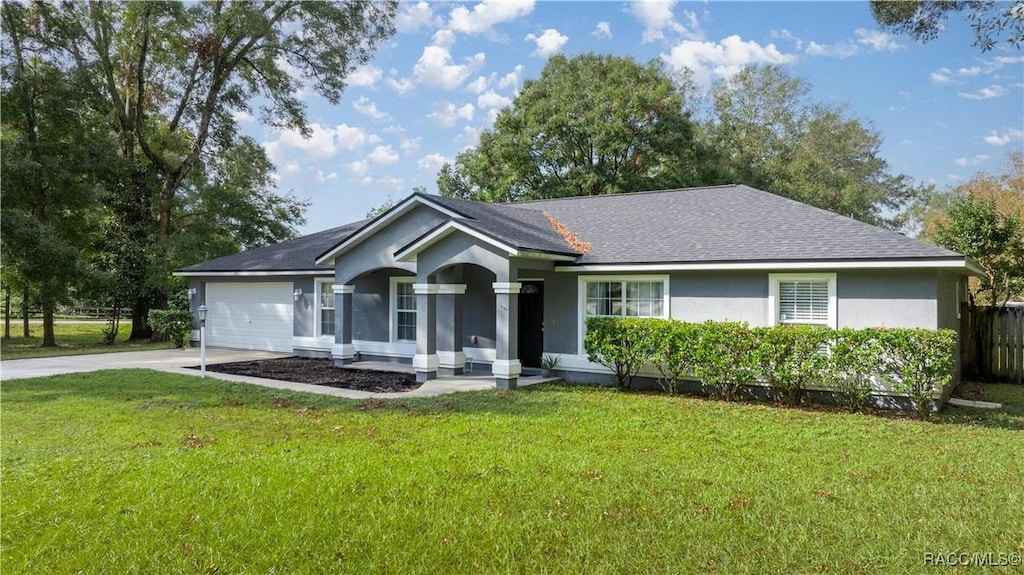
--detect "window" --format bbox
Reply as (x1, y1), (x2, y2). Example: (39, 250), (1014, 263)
(583, 277), (668, 319)
(391, 278), (416, 342)
(769, 273), (836, 328)
(319, 281), (335, 337)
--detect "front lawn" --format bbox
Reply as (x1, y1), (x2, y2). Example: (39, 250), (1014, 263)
(0, 321), (175, 360)
(2, 371), (1022, 573)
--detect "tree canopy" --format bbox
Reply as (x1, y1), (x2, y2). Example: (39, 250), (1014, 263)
(922, 153), (1024, 306)
(0, 0), (397, 344)
(870, 0), (1024, 52)
(438, 53), (713, 202)
(708, 65), (924, 229)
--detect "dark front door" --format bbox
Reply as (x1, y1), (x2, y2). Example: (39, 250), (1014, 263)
(518, 281), (544, 369)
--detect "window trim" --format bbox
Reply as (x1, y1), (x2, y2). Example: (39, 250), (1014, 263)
(768, 272), (837, 328)
(389, 277), (417, 343)
(315, 280), (335, 338)
(577, 274), (670, 354)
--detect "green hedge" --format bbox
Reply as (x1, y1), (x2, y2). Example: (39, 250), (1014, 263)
(583, 317), (957, 417)
(148, 309), (193, 349)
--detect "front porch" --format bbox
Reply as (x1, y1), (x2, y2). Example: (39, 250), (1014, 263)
(345, 361), (563, 390)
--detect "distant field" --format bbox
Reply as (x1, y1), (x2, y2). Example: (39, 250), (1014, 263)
(0, 321), (174, 360)
(3, 370), (1021, 573)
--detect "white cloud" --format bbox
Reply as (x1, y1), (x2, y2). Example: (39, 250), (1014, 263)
(930, 68), (954, 84)
(954, 154), (990, 166)
(348, 64), (382, 88)
(629, 0), (701, 43)
(352, 96), (390, 120)
(467, 75), (492, 94)
(525, 29), (568, 58)
(477, 90), (512, 110)
(805, 40), (860, 59)
(371, 177), (406, 190)
(853, 28), (905, 52)
(396, 1), (441, 33)
(957, 66), (983, 76)
(427, 101), (475, 127)
(458, 124), (482, 147)
(231, 110), (254, 123)
(317, 170), (337, 182)
(593, 21), (612, 40)
(498, 65), (525, 90)
(283, 161), (301, 174)
(418, 153), (450, 171)
(447, 0), (535, 35)
(347, 160), (369, 177)
(770, 29), (803, 50)
(661, 35), (795, 87)
(412, 32), (486, 90)
(271, 123), (367, 159)
(368, 145), (400, 165)
(983, 128), (1024, 146)
(385, 76), (416, 95)
(958, 85), (1007, 100)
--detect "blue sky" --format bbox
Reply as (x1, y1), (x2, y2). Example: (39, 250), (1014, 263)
(246, 1), (1024, 235)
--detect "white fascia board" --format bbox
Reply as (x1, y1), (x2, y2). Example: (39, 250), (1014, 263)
(173, 269), (331, 277)
(555, 258), (977, 273)
(315, 194), (464, 265)
(395, 220), (520, 261)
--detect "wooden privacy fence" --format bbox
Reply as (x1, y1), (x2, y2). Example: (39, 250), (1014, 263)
(961, 304), (1024, 384)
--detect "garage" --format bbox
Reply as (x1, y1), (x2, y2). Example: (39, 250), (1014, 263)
(205, 282), (294, 352)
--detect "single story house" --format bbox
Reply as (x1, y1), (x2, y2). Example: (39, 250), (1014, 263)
(177, 184), (978, 391)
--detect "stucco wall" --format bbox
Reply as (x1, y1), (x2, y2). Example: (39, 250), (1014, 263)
(352, 270), (399, 342)
(332, 204), (439, 285)
(463, 264), (497, 349)
(670, 271), (769, 325)
(836, 270), (938, 329)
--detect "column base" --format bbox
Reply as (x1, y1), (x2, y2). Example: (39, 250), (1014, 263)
(416, 370), (438, 382)
(334, 357), (354, 367)
(495, 377), (518, 390)
(438, 367), (465, 376)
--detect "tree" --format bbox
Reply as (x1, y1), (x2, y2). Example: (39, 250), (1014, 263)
(438, 53), (713, 202)
(870, 0), (1024, 52)
(1, 2), (118, 347)
(708, 65), (924, 230)
(923, 153), (1024, 306)
(34, 0), (396, 339)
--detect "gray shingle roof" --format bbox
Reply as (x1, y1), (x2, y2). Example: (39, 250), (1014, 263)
(177, 220), (367, 273)
(181, 185), (962, 274)
(507, 185), (960, 264)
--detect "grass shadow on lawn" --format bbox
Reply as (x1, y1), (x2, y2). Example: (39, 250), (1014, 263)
(936, 382), (1024, 431)
(0, 369), (565, 418)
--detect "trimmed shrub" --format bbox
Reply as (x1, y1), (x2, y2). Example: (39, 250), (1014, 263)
(692, 321), (759, 401)
(873, 328), (957, 419)
(584, 317), (656, 390)
(148, 309), (193, 349)
(825, 329), (880, 412)
(754, 326), (830, 406)
(651, 319), (699, 395)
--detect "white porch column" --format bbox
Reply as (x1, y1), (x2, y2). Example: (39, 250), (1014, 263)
(332, 284), (355, 366)
(436, 283), (467, 376)
(413, 283), (439, 382)
(492, 281), (522, 389)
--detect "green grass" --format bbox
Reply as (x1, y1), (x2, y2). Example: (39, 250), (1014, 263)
(0, 321), (174, 360)
(2, 371), (1022, 574)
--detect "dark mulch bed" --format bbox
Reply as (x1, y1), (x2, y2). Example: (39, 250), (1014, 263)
(198, 357), (421, 393)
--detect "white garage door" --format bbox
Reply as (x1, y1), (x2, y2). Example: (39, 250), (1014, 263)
(205, 282), (294, 352)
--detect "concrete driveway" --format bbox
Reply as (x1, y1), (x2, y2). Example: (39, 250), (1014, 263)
(0, 348), (514, 399)
(0, 348), (287, 380)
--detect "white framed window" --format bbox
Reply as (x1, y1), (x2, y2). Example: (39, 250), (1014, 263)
(390, 277), (416, 342)
(578, 275), (670, 352)
(317, 280), (335, 337)
(768, 273), (837, 328)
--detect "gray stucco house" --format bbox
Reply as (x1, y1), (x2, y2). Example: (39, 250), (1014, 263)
(177, 185), (978, 389)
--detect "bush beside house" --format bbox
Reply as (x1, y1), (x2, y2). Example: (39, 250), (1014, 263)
(584, 317), (957, 418)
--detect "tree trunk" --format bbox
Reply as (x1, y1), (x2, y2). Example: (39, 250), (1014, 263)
(41, 303), (56, 347)
(3, 287), (10, 340)
(129, 299), (152, 341)
(22, 288), (29, 338)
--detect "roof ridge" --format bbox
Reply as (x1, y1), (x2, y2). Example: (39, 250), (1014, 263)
(505, 184), (743, 206)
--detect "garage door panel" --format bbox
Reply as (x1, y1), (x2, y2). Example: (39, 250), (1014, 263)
(206, 283), (293, 352)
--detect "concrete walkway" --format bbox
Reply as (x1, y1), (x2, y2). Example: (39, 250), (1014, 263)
(0, 348), (559, 399)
